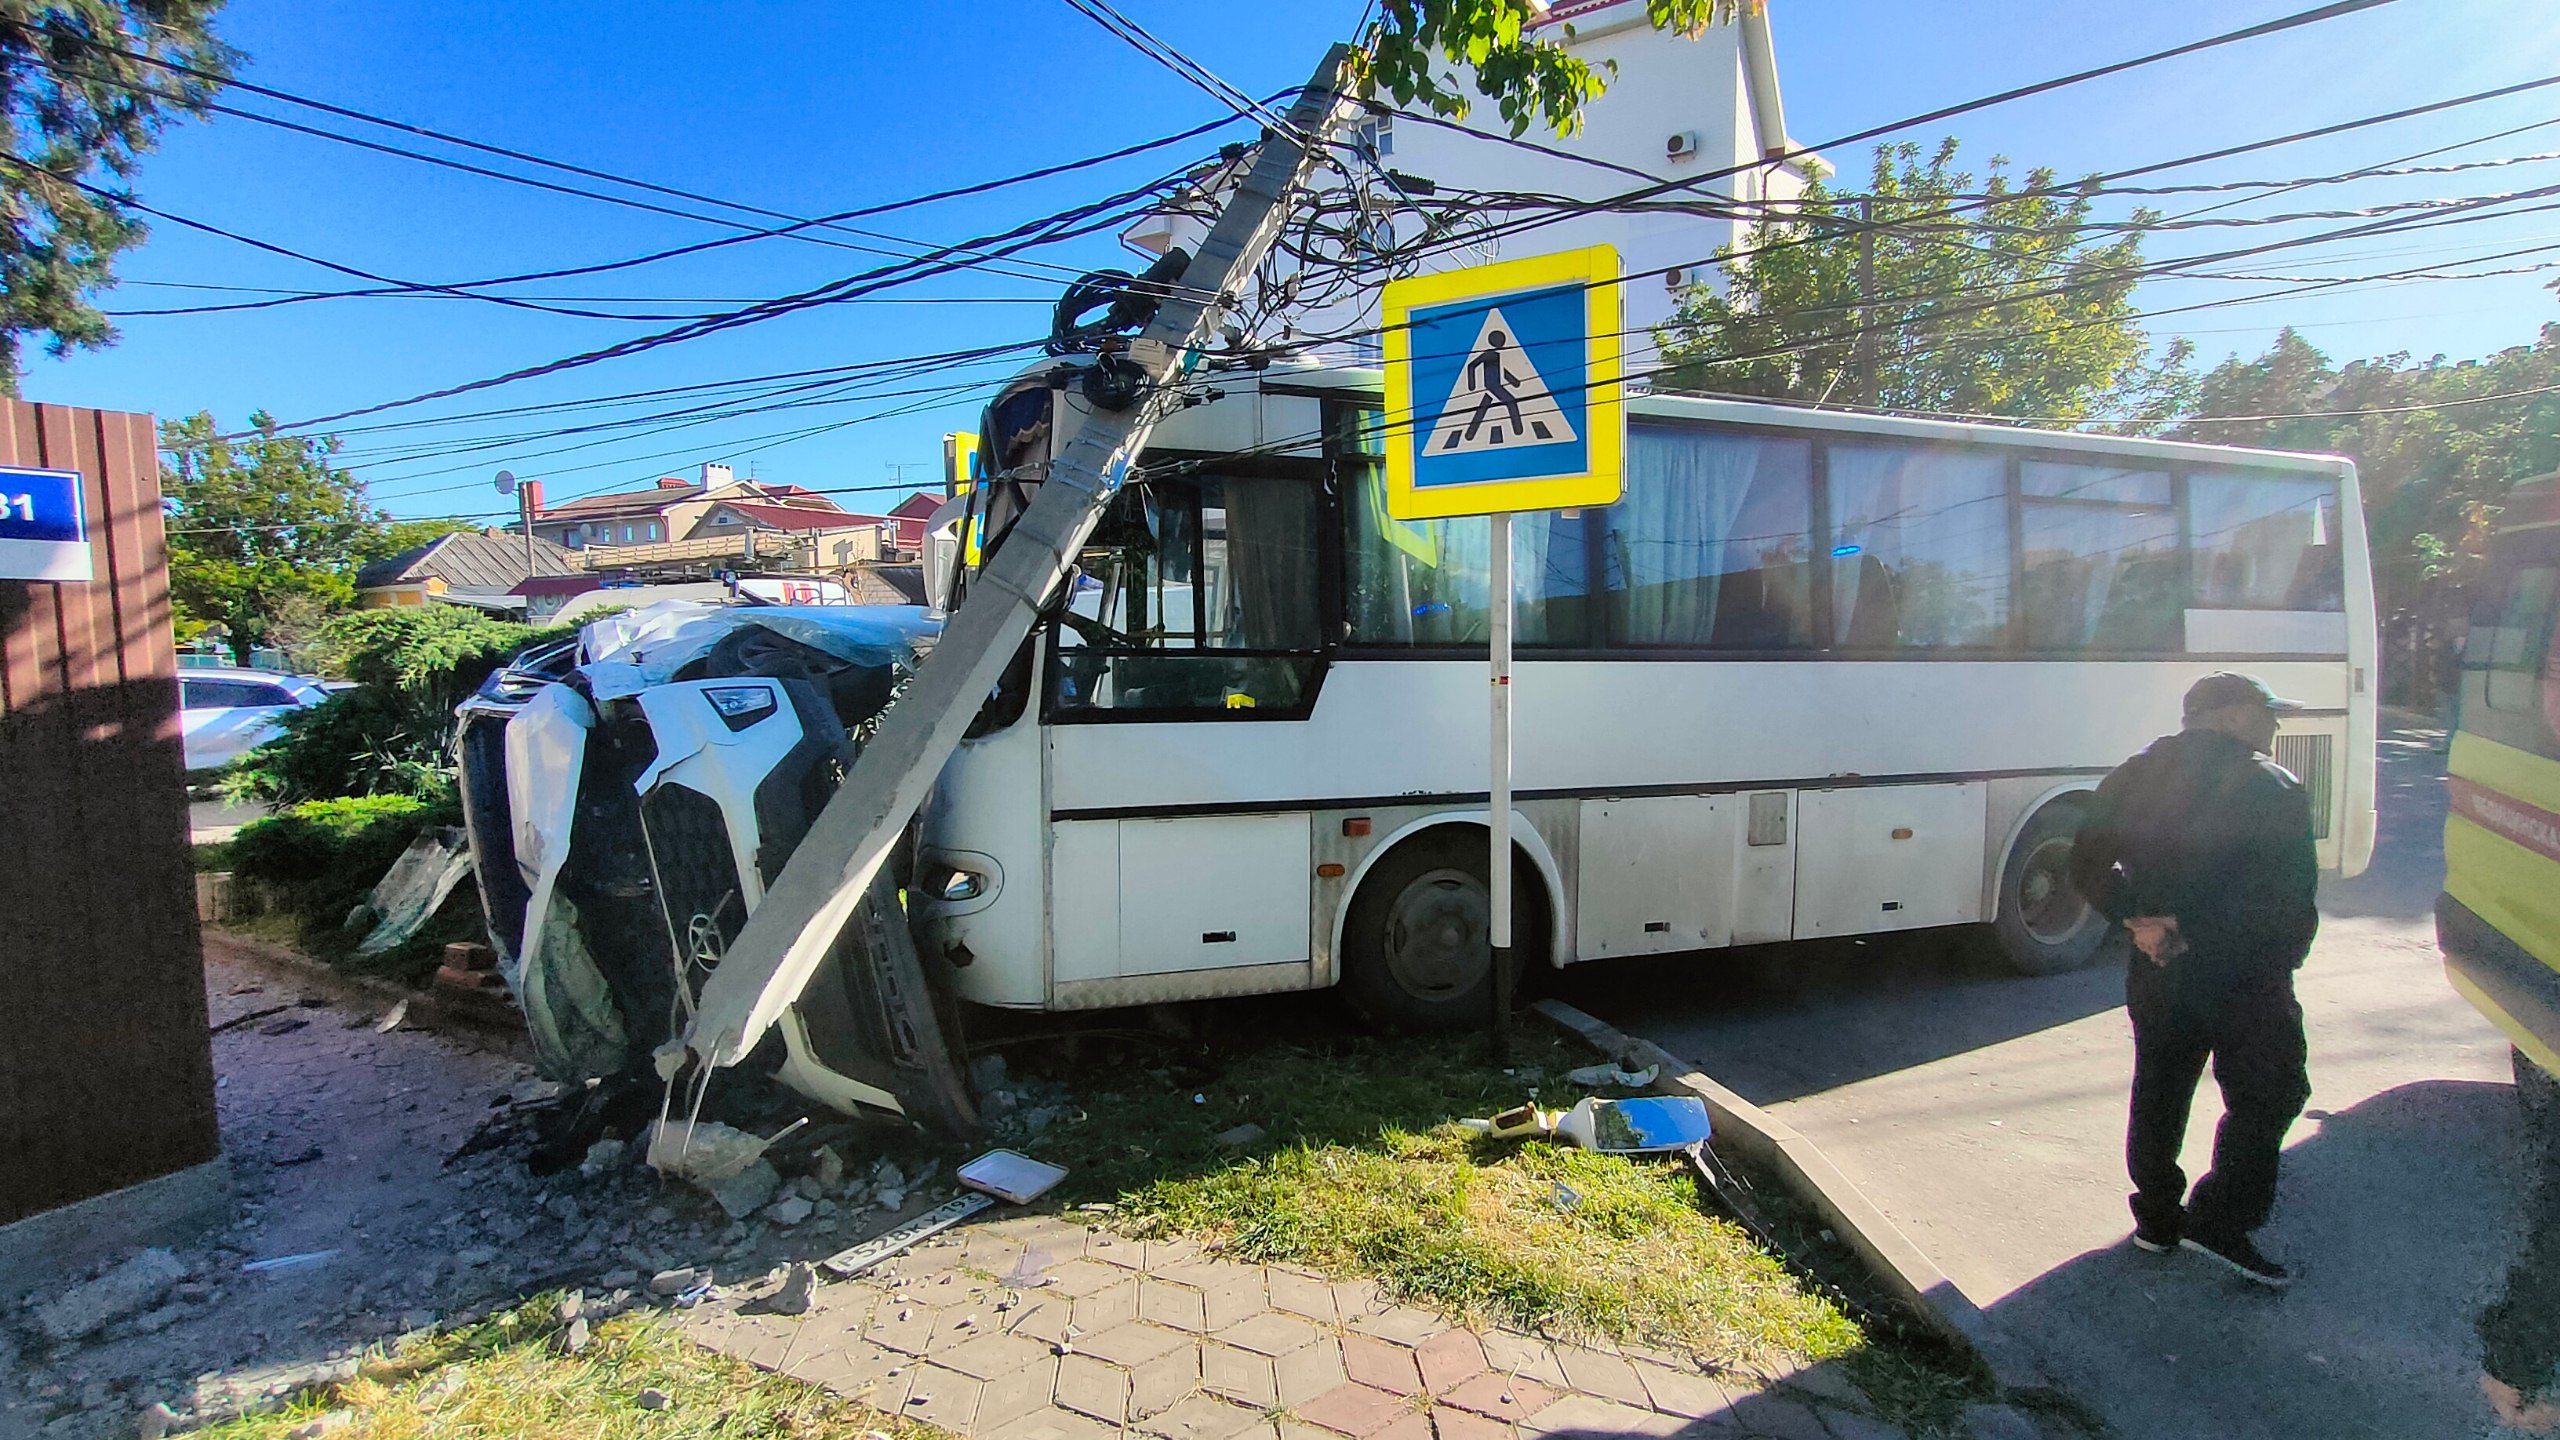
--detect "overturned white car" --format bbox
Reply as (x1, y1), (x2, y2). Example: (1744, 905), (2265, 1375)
(453, 600), (979, 1136)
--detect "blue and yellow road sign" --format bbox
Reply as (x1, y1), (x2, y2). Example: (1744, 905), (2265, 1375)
(1381, 246), (1622, 521)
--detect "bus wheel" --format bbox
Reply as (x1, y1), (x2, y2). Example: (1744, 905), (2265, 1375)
(1992, 800), (2107, 976)
(1340, 830), (1542, 1032)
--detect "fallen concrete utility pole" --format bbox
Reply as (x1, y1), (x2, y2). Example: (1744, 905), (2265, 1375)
(680, 45), (1358, 1074)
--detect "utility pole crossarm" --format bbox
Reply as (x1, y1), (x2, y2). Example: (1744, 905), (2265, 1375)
(679, 45), (1360, 1073)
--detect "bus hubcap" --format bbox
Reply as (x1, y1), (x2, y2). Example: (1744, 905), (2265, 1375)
(2017, 837), (2089, 945)
(1382, 867), (1488, 1000)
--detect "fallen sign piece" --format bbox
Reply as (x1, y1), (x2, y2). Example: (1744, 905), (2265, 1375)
(1553, 1095), (1713, 1155)
(819, 1193), (994, 1278)
(957, 1149), (1068, 1204)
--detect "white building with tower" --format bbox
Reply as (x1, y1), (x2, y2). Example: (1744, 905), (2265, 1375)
(1121, 1), (1825, 365)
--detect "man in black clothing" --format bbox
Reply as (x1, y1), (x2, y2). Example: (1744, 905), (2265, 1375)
(2068, 672), (2321, 1288)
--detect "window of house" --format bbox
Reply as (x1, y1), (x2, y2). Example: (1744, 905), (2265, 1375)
(1600, 427), (1814, 648)
(647, 521), (661, 541)
(2018, 461), (2181, 652)
(2188, 469), (2344, 610)
(1049, 474), (1325, 715)
(1827, 443), (2013, 648)
(562, 527), (583, 548)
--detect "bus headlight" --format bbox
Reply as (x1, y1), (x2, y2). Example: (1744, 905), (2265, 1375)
(929, 864), (986, 903)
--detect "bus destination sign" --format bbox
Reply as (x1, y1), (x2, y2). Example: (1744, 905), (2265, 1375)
(1382, 245), (1624, 521)
(0, 465), (90, 582)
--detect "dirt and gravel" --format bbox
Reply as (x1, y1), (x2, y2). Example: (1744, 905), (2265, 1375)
(0, 932), (1048, 1440)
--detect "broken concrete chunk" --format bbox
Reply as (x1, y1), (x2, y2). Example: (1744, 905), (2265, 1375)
(647, 1267), (703, 1297)
(762, 1196), (814, 1228)
(635, 1388), (672, 1412)
(136, 1401), (181, 1440)
(33, 1249), (187, 1343)
(872, 1159), (906, 1193)
(1213, 1123), (1266, 1147)
(811, 1145), (846, 1193)
(578, 1137), (626, 1178)
(765, 1263), (815, 1316)
(704, 1160), (781, 1221)
(554, 1317), (590, 1356)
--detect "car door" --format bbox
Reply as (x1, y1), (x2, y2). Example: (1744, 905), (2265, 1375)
(180, 678), (299, 771)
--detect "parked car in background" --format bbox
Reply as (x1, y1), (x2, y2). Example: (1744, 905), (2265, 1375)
(180, 668), (336, 772)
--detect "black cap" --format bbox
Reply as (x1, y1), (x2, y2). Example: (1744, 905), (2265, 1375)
(2182, 671), (2306, 720)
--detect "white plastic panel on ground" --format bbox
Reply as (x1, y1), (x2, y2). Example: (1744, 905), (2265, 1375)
(2183, 609), (2350, 656)
(1114, 813), (1313, 977)
(1792, 783), (1990, 939)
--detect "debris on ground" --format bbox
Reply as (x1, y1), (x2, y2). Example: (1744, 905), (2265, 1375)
(350, 828), (474, 960)
(29, 1249), (189, 1343)
(1553, 1093), (1714, 1153)
(1565, 1058), (1661, 1088)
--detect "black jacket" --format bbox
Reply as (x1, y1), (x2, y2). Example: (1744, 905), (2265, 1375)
(2067, 728), (2320, 990)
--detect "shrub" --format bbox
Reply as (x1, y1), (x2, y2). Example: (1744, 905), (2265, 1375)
(229, 793), (449, 933)
(225, 607), (573, 807)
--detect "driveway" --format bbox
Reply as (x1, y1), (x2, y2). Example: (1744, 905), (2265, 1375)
(1552, 724), (2530, 1438)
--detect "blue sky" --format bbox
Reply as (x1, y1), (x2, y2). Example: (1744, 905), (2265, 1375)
(28, 0), (2560, 524)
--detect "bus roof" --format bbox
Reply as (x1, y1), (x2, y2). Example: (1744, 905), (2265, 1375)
(2502, 470), (2560, 534)
(1247, 359), (2359, 479)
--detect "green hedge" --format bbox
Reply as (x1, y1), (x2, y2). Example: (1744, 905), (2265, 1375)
(229, 794), (453, 949)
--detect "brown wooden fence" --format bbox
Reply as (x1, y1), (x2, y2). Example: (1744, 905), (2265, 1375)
(0, 403), (216, 1227)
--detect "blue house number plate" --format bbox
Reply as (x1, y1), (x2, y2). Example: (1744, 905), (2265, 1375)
(0, 466), (90, 582)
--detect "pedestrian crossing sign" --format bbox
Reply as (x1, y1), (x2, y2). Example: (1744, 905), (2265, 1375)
(1382, 245), (1622, 520)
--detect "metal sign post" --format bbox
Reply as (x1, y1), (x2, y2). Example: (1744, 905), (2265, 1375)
(1381, 246), (1623, 1057)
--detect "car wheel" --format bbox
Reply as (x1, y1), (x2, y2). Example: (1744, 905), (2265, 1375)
(1991, 799), (2109, 976)
(1339, 829), (1545, 1032)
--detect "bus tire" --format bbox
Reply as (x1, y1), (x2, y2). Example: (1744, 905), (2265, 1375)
(1339, 829), (1546, 1033)
(1991, 798), (2108, 976)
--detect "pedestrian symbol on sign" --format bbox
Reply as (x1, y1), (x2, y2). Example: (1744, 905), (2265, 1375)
(1424, 308), (1578, 456)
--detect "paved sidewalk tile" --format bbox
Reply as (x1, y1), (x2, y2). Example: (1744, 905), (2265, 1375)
(1201, 1342), (1280, 1408)
(1519, 1395), (1685, 1437)
(987, 1407), (1120, 1440)
(1044, 1258), (1128, 1297)
(1414, 1330), (1486, 1394)
(1274, 1335), (1351, 1407)
(1631, 1359), (1736, 1419)
(1475, 1332), (1569, 1389)
(1131, 1342), (1206, 1419)
(902, 1365), (983, 1433)
(1439, 1371), (1554, 1424)
(1218, 1310), (1324, 1357)
(1346, 1305), (1446, 1347)
(975, 1356), (1064, 1433)
(1054, 1353), (1133, 1424)
(1004, 1296), (1074, 1344)
(1552, 1345), (1651, 1409)
(1085, 1233), (1146, 1268)
(939, 1330), (1056, 1382)
(1140, 1277), (1212, 1333)
(1200, 1277), (1269, 1332)
(1078, 1321), (1192, 1367)
(1142, 1393), (1268, 1440)
(1265, 1267), (1339, 1323)
(1431, 1407), (1518, 1440)
(1341, 1332), (1425, 1395)
(1296, 1382), (1412, 1437)
(1331, 1277), (1385, 1319)
(1071, 1279), (1141, 1334)
(1369, 1413), (1433, 1440)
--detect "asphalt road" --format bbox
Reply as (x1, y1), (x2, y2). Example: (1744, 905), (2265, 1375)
(1552, 723), (2531, 1439)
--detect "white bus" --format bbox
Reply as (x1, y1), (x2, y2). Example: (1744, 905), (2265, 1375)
(911, 361), (2378, 1030)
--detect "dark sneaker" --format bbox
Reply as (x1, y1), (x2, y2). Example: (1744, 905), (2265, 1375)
(2181, 1230), (2290, 1288)
(2131, 1218), (2180, 1254)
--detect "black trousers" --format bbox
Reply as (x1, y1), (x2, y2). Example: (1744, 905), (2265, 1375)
(2125, 958), (2311, 1239)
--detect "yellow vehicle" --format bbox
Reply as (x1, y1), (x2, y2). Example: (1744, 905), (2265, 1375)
(2442, 470), (2560, 1122)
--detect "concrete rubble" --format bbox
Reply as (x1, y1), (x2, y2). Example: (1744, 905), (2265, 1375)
(0, 934), (1013, 1440)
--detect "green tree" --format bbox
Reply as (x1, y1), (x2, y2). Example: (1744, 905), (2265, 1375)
(1367, 0), (1754, 136)
(2173, 324), (2560, 702)
(0, 2), (233, 391)
(161, 409), (379, 661)
(1654, 139), (2188, 421)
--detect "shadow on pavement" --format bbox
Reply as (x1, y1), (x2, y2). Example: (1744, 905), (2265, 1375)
(1545, 929), (2128, 1108)
(1990, 1077), (2524, 1440)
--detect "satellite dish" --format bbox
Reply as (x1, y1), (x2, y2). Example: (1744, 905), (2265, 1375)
(495, 469), (518, 496)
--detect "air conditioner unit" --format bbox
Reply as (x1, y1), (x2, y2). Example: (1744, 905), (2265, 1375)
(1666, 131), (1701, 161)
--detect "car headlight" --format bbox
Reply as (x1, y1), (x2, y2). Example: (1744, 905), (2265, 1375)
(703, 684), (778, 729)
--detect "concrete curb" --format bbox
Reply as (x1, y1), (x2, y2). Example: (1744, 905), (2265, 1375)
(0, 1157), (234, 1306)
(208, 928), (533, 1059)
(1533, 999), (2050, 1393)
